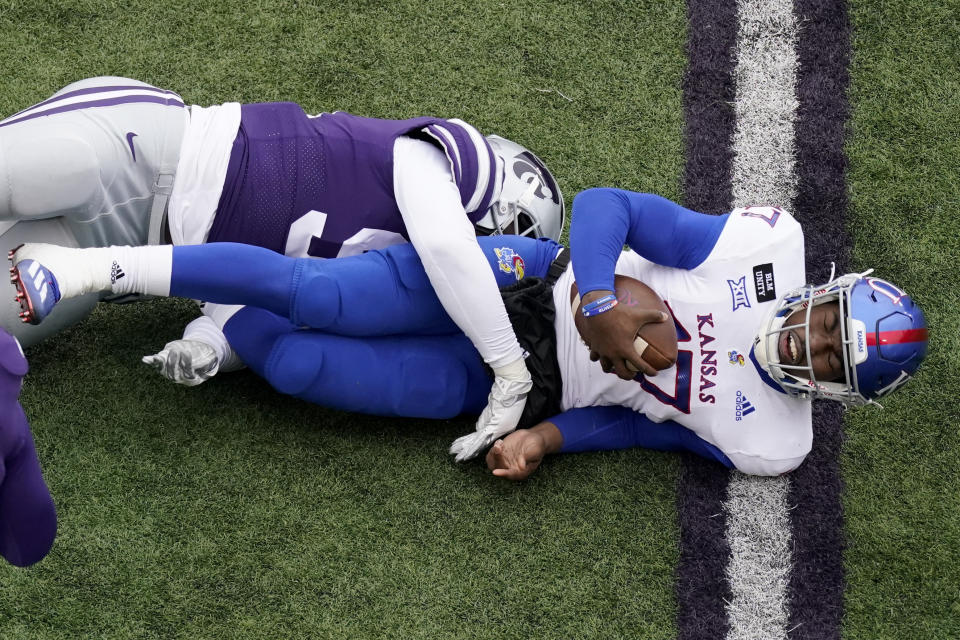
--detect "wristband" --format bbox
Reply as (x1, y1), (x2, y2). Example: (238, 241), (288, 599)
(581, 294), (619, 317)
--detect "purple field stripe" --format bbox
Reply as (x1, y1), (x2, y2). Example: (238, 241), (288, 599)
(676, 461), (733, 640)
(0, 95), (184, 129)
(682, 0), (737, 215)
(676, 0), (738, 637)
(4, 84), (180, 121)
(786, 1), (852, 638)
(793, 0), (853, 284)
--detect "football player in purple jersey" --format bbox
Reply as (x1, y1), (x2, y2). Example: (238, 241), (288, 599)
(9, 190), (929, 476)
(0, 76), (564, 455)
(0, 328), (57, 566)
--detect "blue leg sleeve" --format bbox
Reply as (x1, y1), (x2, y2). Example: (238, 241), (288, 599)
(224, 307), (491, 418)
(171, 243), (459, 335)
(171, 243), (296, 316)
(173, 236), (564, 337)
(289, 246), (456, 336)
(298, 235), (561, 335)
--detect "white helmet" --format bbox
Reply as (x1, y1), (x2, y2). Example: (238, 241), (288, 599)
(475, 135), (565, 241)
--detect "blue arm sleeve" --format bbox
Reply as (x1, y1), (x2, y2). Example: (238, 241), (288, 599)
(569, 188), (729, 295)
(549, 405), (734, 468)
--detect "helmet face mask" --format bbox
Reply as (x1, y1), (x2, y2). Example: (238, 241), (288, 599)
(475, 136), (565, 241)
(753, 271), (928, 406)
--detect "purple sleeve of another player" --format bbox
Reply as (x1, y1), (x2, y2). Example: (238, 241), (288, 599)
(569, 188), (729, 296)
(548, 405), (733, 468)
(0, 331), (56, 567)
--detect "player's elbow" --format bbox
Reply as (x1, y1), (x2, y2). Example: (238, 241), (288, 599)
(414, 231), (475, 275)
(732, 455), (806, 477)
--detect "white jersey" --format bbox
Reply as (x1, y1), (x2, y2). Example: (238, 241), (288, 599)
(553, 207), (812, 475)
(166, 103), (241, 246)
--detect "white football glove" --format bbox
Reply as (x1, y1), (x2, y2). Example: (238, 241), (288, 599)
(449, 360), (533, 462)
(142, 339), (220, 387)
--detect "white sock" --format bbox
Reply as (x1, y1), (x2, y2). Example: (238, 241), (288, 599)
(108, 245), (173, 297)
(15, 244), (173, 298)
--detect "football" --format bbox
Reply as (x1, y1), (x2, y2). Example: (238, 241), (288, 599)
(572, 275), (678, 373)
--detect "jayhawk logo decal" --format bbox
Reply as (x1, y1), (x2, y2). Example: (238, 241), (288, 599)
(494, 247), (525, 281)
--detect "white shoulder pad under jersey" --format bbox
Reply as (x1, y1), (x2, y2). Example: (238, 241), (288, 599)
(554, 206), (812, 475)
(0, 76), (186, 247)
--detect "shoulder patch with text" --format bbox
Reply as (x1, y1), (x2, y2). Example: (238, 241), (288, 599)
(752, 263), (776, 302)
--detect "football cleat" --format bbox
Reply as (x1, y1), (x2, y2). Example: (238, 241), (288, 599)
(9, 258), (62, 325)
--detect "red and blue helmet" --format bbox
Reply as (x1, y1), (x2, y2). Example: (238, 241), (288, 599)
(754, 270), (928, 406)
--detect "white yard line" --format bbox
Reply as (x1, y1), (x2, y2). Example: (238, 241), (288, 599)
(724, 0), (799, 638)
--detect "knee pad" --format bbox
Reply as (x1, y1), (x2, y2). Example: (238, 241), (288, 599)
(291, 266), (340, 328)
(262, 332), (477, 419)
(263, 333), (326, 396)
(388, 352), (469, 418)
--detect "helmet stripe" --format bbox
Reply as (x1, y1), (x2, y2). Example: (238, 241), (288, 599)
(866, 328), (928, 346)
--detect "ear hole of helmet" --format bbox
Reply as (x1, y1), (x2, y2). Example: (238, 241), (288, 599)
(516, 212), (536, 236)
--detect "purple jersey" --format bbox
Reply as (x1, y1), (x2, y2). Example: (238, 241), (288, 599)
(207, 102), (502, 258)
(0, 329), (56, 566)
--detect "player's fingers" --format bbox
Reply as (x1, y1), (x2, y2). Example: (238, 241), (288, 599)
(599, 356), (615, 374)
(485, 443), (498, 465)
(519, 453), (544, 477)
(625, 353), (658, 377)
(485, 441), (506, 469)
(491, 462), (524, 480)
(613, 361), (639, 380)
(636, 309), (670, 325)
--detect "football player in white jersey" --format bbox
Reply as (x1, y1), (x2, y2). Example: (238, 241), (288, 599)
(0, 76), (566, 450)
(9, 190), (928, 475)
(493, 188), (927, 476)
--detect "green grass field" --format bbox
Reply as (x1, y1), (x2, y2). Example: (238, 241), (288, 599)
(0, 0), (957, 638)
(844, 1), (960, 637)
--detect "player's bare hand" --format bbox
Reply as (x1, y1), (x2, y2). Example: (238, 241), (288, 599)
(486, 429), (547, 481)
(575, 290), (668, 379)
